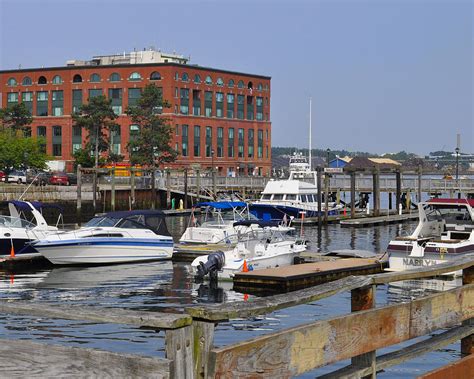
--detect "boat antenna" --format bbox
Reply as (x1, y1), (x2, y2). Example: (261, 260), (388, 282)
(309, 97), (312, 171)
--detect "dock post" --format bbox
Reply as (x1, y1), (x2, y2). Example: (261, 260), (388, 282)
(388, 192), (392, 210)
(130, 167), (135, 209)
(417, 165), (422, 203)
(351, 285), (376, 378)
(395, 170), (401, 212)
(92, 167), (97, 212)
(165, 326), (194, 379)
(166, 169), (171, 209)
(184, 168), (188, 209)
(350, 171), (356, 219)
(372, 169), (380, 217)
(76, 164), (82, 225)
(461, 266), (474, 355)
(111, 167), (116, 211)
(196, 169), (201, 203)
(317, 168), (322, 229)
(151, 167), (157, 210)
(193, 321), (215, 378)
(324, 173), (329, 222)
(212, 167), (217, 200)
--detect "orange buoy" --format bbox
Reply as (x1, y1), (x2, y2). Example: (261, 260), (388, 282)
(10, 244), (15, 258)
(243, 293), (249, 302)
(242, 260), (248, 272)
(343, 207), (347, 216)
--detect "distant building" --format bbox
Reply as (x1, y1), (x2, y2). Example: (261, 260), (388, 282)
(0, 48), (272, 175)
(329, 156), (351, 168)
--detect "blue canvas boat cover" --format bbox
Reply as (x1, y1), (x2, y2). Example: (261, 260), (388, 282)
(194, 201), (247, 210)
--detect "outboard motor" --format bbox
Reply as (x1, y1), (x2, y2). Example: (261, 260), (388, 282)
(196, 251), (226, 282)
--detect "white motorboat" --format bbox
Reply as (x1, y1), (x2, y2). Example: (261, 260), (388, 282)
(387, 198), (474, 274)
(191, 228), (307, 280)
(33, 210), (173, 265)
(0, 200), (62, 259)
(249, 153), (343, 221)
(179, 201), (293, 245)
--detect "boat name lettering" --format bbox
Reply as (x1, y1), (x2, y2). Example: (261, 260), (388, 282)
(402, 258), (438, 267)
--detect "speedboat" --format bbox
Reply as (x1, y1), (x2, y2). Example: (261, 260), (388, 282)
(191, 228), (307, 280)
(179, 201), (293, 245)
(387, 198), (474, 274)
(249, 153), (343, 221)
(0, 200), (63, 259)
(33, 210), (173, 265)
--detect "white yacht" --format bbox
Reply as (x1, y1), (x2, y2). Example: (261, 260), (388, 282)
(33, 210), (173, 265)
(191, 227), (307, 280)
(250, 153), (343, 221)
(0, 200), (62, 259)
(387, 198), (474, 274)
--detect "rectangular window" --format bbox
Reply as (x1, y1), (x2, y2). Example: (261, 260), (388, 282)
(238, 128), (244, 158)
(88, 89), (103, 100)
(246, 96), (254, 120)
(204, 91), (212, 117)
(36, 91), (48, 116)
(181, 125), (188, 157)
(248, 129), (254, 158)
(72, 126), (82, 153)
(237, 95), (244, 120)
(52, 125), (62, 156)
(22, 92), (33, 115)
(193, 90), (201, 116)
(228, 128), (234, 158)
(216, 92), (223, 118)
(108, 88), (123, 115)
(7, 92), (18, 108)
(217, 127), (223, 157)
(128, 88), (141, 107)
(193, 126), (201, 157)
(180, 88), (189, 115)
(257, 129), (263, 158)
(110, 125), (121, 154)
(205, 126), (212, 157)
(175, 124), (179, 136)
(52, 90), (64, 116)
(37, 125), (47, 153)
(72, 89), (83, 114)
(226, 94), (234, 118)
(256, 96), (263, 121)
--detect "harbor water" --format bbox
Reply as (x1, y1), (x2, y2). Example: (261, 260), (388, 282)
(0, 214), (463, 378)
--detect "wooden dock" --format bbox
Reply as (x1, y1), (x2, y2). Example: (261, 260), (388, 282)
(340, 212), (419, 227)
(233, 258), (386, 293)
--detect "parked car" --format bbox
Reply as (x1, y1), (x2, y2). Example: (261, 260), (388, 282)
(27, 171), (51, 186)
(7, 170), (27, 184)
(0, 171), (5, 182)
(49, 172), (69, 185)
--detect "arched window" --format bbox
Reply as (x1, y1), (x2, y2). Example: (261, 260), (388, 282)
(216, 77), (224, 86)
(205, 75), (212, 85)
(73, 74), (83, 83)
(38, 76), (47, 85)
(175, 72), (179, 80)
(264, 84), (268, 91)
(129, 72), (142, 81)
(90, 73), (101, 82)
(228, 79), (234, 88)
(257, 83), (263, 91)
(52, 75), (62, 84)
(22, 77), (32, 86)
(247, 81), (253, 90)
(150, 71), (161, 80)
(7, 78), (17, 86)
(109, 73), (121, 82)
(237, 80), (244, 89)
(182, 72), (189, 82)
(194, 74), (201, 83)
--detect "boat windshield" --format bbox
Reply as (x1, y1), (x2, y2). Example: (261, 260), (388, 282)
(85, 216), (120, 228)
(0, 215), (36, 229)
(425, 205), (473, 225)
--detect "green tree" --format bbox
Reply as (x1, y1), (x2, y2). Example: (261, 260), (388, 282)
(0, 103), (33, 133)
(126, 84), (177, 166)
(72, 148), (95, 170)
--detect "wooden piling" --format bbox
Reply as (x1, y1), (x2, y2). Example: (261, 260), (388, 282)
(151, 167), (157, 210)
(196, 169), (201, 203)
(111, 167), (116, 212)
(166, 169), (171, 209)
(388, 192), (392, 210)
(418, 165), (422, 203)
(317, 168), (322, 228)
(130, 167), (135, 209)
(396, 170), (401, 212)
(192, 321), (215, 379)
(372, 170), (380, 217)
(165, 326), (193, 379)
(461, 265), (474, 355)
(324, 173), (329, 222)
(76, 164), (82, 225)
(184, 169), (188, 209)
(350, 171), (356, 219)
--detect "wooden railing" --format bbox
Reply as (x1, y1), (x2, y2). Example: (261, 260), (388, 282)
(1, 256), (473, 378)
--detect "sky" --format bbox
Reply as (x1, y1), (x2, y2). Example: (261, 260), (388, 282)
(1, 0), (472, 156)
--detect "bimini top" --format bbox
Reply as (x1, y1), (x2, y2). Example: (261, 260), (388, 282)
(195, 201), (247, 210)
(426, 198), (474, 207)
(6, 200), (63, 212)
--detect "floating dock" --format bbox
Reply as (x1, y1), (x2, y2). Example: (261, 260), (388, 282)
(340, 212), (418, 227)
(232, 258), (386, 293)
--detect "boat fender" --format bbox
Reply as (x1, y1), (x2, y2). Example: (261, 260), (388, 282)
(196, 251), (226, 279)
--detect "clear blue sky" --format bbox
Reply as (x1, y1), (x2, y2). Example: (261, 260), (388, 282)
(1, 0), (472, 155)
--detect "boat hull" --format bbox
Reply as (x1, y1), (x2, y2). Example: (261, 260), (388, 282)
(249, 203), (339, 220)
(35, 238), (173, 265)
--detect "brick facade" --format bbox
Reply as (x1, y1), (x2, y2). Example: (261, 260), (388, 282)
(0, 63), (271, 175)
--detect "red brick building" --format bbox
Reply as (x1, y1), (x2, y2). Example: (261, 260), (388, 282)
(0, 50), (271, 175)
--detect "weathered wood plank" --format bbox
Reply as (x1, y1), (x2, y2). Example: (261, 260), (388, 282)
(372, 255), (474, 284)
(461, 265), (474, 355)
(417, 353), (474, 379)
(208, 285), (474, 378)
(165, 326), (194, 379)
(193, 321), (215, 379)
(187, 276), (372, 321)
(0, 338), (170, 378)
(0, 301), (191, 329)
(318, 324), (474, 378)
